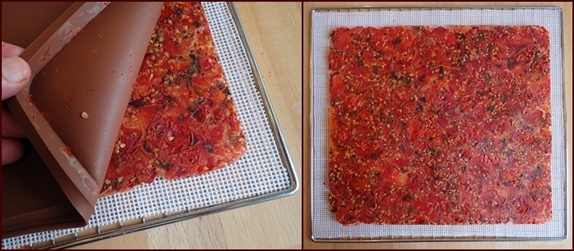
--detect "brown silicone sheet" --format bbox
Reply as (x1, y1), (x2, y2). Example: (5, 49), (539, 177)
(2, 2), (164, 238)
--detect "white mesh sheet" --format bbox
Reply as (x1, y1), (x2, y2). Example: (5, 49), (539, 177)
(3, 2), (295, 249)
(311, 7), (566, 240)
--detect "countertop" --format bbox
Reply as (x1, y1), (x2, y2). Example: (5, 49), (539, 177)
(303, 2), (572, 249)
(72, 2), (302, 249)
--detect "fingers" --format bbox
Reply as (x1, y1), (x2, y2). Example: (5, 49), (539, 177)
(2, 56), (31, 100)
(2, 138), (24, 165)
(2, 41), (30, 100)
(2, 41), (25, 57)
(2, 42), (28, 165)
(2, 107), (26, 138)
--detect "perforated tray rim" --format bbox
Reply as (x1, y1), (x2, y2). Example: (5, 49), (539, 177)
(310, 6), (567, 242)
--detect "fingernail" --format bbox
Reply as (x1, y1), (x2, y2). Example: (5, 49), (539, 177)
(2, 56), (29, 83)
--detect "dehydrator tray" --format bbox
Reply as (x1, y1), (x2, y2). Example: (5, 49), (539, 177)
(310, 6), (566, 242)
(2, 2), (298, 249)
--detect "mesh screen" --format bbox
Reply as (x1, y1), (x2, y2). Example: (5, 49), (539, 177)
(3, 2), (296, 248)
(311, 7), (565, 240)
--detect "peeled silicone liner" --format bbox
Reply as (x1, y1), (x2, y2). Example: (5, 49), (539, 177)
(2, 2), (164, 238)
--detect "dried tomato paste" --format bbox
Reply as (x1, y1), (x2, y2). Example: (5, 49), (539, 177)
(328, 26), (551, 225)
(101, 2), (246, 195)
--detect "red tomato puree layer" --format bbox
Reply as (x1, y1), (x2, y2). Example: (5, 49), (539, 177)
(328, 26), (551, 225)
(101, 2), (246, 196)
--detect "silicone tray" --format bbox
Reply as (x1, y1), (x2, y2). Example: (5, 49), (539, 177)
(310, 6), (566, 242)
(2, 2), (298, 249)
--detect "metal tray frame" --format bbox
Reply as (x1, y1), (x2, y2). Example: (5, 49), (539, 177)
(5, 2), (299, 249)
(310, 6), (568, 242)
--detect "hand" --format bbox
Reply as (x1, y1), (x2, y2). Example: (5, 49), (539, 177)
(2, 41), (31, 165)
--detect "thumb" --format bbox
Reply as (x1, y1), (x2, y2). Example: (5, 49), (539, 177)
(2, 56), (31, 100)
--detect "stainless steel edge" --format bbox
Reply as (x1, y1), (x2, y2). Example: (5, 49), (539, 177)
(312, 6), (563, 12)
(309, 6), (567, 243)
(13, 2), (299, 249)
(309, 8), (317, 242)
(311, 236), (565, 243)
(50, 187), (298, 249)
(226, 2), (300, 195)
(558, 5), (568, 241)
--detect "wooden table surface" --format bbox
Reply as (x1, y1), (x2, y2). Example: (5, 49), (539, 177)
(303, 2), (572, 250)
(72, 2), (302, 249)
